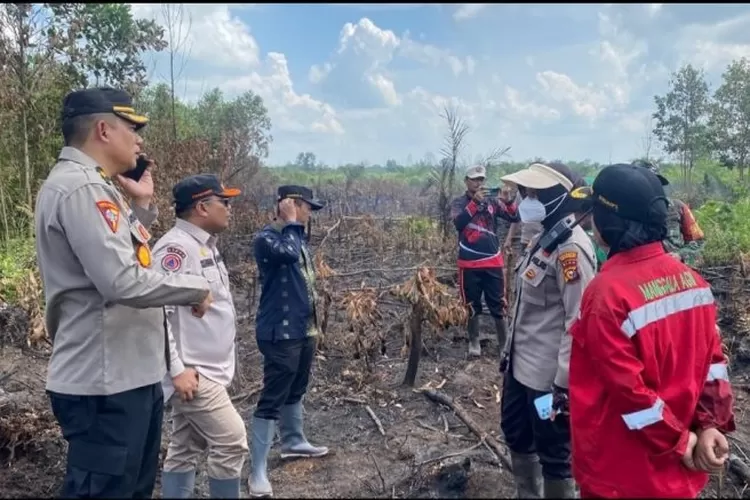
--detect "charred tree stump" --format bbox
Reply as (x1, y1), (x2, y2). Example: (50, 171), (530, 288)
(403, 302), (424, 387)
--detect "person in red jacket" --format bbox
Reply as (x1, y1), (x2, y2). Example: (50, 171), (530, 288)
(567, 163), (736, 498)
(450, 164), (519, 357)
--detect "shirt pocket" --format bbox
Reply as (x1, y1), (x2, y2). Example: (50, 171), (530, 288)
(520, 263), (547, 307)
(201, 263), (224, 292)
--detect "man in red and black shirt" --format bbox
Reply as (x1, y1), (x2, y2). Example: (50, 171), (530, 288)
(450, 164), (519, 357)
(569, 164), (735, 498)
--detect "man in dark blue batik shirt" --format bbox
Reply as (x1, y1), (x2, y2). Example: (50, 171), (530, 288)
(248, 185), (329, 498)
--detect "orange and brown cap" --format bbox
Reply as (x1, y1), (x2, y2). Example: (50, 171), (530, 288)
(173, 173), (241, 211)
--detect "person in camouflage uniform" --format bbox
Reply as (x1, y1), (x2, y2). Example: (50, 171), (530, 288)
(632, 160), (706, 268)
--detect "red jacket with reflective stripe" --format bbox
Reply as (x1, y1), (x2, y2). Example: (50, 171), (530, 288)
(569, 242), (735, 498)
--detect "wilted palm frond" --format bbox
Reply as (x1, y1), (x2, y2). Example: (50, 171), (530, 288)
(341, 286), (384, 371)
(392, 267), (467, 329)
(314, 252), (336, 279)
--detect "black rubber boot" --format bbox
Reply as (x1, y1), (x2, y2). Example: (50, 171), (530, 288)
(543, 478), (577, 499)
(468, 315), (481, 357)
(510, 451), (543, 499)
(494, 316), (508, 353)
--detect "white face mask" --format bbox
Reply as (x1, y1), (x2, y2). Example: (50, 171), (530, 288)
(518, 192), (568, 223)
(518, 197), (546, 223)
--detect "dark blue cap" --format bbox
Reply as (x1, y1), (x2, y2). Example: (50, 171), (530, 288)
(62, 87), (148, 130)
(277, 185), (325, 211)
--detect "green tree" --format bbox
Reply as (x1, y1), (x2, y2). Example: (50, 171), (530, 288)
(653, 64), (712, 184)
(709, 57), (750, 181)
(295, 152), (317, 170)
(0, 3), (167, 241)
(48, 3), (167, 95)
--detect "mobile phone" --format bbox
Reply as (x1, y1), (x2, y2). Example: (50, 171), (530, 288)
(534, 393), (554, 420)
(123, 155), (150, 181)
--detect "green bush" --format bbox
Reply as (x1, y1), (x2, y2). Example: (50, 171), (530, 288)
(694, 199), (750, 265)
(402, 216), (437, 237)
(0, 238), (37, 303)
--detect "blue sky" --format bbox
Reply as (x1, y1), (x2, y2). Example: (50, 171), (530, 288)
(131, 3), (750, 167)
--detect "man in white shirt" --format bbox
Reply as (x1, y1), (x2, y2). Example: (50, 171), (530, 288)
(153, 174), (247, 498)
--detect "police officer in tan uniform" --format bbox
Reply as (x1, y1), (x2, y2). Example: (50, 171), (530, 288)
(154, 174), (247, 499)
(499, 162), (596, 499)
(35, 87), (213, 498)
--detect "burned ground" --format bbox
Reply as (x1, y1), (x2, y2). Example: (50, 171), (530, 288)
(1, 217), (750, 498)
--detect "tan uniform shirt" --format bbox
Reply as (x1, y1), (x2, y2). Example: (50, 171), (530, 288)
(35, 147), (210, 396)
(152, 219), (237, 402)
(509, 219), (596, 391)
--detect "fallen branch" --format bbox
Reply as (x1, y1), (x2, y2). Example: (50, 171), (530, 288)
(318, 218), (342, 249)
(365, 405), (386, 436)
(370, 452), (387, 493)
(342, 396), (368, 405)
(422, 389), (512, 471)
(729, 454), (750, 485)
(332, 266), (455, 278)
(230, 383), (263, 403)
(417, 440), (484, 467)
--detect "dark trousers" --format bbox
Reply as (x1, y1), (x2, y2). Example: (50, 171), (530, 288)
(500, 372), (572, 480)
(48, 383), (164, 498)
(254, 336), (315, 420)
(459, 267), (505, 318)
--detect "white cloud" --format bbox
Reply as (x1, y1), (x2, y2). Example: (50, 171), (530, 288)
(647, 4), (663, 17)
(367, 73), (401, 106)
(130, 4), (260, 68)
(132, 4), (343, 140)
(131, 4), (750, 165)
(503, 86), (561, 122)
(309, 17), (480, 111)
(535, 71), (613, 120)
(453, 4), (488, 21)
(675, 12), (750, 71)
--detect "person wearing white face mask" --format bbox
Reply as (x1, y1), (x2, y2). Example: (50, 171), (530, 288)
(498, 162), (597, 499)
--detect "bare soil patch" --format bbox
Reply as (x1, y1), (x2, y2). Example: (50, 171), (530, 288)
(1, 221), (750, 498)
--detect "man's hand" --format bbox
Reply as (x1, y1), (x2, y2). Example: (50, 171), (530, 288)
(669, 252), (683, 262)
(682, 431), (699, 470)
(551, 385), (569, 420)
(499, 184), (514, 204)
(279, 197), (297, 222)
(191, 291), (213, 318)
(502, 238), (514, 256)
(693, 428), (730, 472)
(472, 187), (486, 204)
(117, 159), (155, 208)
(173, 367), (199, 402)
(499, 351), (509, 373)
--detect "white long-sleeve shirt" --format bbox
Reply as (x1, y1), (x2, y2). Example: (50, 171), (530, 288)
(152, 219), (237, 402)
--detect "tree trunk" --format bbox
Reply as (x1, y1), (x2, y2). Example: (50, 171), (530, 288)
(403, 302), (424, 387)
(170, 49), (177, 141)
(0, 181), (10, 246)
(22, 107), (32, 238)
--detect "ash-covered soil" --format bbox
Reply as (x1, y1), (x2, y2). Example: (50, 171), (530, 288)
(1, 308), (748, 498)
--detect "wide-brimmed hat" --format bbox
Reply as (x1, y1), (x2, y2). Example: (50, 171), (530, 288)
(501, 163), (575, 191)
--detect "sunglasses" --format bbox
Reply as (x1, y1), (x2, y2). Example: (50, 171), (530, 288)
(199, 197), (231, 208)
